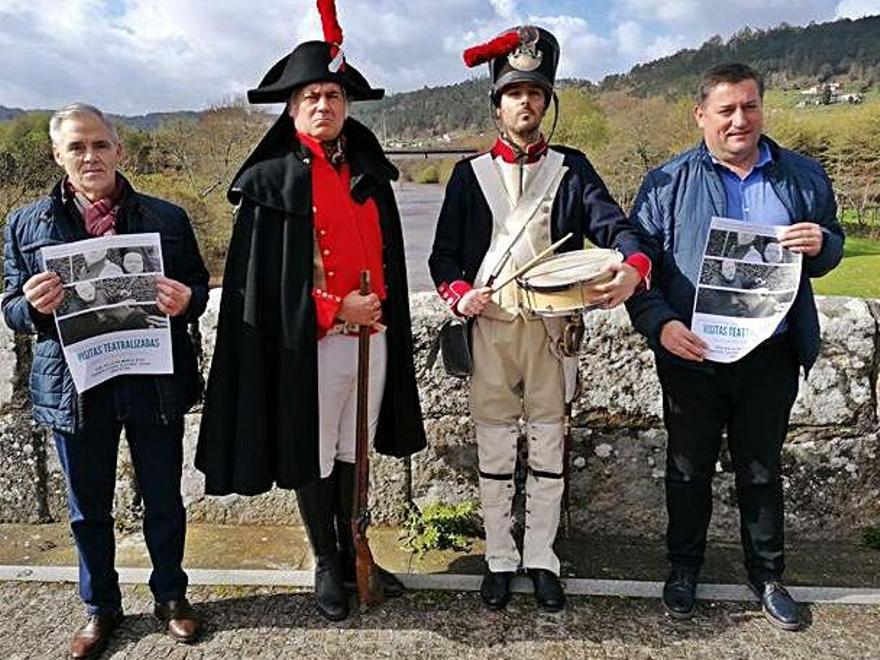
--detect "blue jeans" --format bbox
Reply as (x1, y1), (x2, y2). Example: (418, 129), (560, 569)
(53, 383), (188, 615)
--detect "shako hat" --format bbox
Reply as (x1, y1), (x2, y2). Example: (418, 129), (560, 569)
(463, 26), (559, 106)
(247, 0), (384, 103)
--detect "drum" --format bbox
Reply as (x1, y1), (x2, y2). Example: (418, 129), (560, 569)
(517, 249), (623, 316)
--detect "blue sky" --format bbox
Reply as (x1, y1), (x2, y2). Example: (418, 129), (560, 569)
(0, 0), (878, 114)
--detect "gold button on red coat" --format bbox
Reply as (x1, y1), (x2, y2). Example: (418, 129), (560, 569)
(323, 248), (330, 256)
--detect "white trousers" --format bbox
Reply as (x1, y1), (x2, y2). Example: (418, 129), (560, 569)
(317, 332), (387, 478)
(470, 316), (566, 575)
(477, 421), (565, 574)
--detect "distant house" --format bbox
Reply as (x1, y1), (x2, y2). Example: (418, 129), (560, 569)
(797, 82), (862, 106)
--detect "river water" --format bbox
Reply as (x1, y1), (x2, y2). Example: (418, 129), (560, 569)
(393, 182), (445, 292)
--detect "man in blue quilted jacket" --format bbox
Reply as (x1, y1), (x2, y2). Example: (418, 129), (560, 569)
(2, 103), (209, 658)
(626, 63), (844, 631)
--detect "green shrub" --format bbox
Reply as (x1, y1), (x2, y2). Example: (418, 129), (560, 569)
(401, 501), (482, 555)
(412, 163), (440, 184)
(437, 158), (457, 186)
(863, 525), (880, 550)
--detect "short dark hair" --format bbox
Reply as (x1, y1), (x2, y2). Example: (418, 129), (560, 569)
(697, 63), (764, 105)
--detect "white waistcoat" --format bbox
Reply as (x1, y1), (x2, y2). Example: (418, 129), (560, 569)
(471, 149), (568, 319)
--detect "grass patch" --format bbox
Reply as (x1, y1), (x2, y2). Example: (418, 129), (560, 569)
(400, 501), (482, 556)
(813, 235), (880, 299)
(412, 163), (440, 184)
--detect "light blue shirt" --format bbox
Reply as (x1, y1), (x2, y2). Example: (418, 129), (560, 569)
(713, 141), (790, 226)
(712, 141), (791, 334)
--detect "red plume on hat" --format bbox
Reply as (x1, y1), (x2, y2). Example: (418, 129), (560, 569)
(463, 29), (520, 68)
(317, 0), (344, 57)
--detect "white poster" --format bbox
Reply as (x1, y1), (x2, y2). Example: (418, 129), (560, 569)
(691, 217), (802, 363)
(41, 233), (172, 392)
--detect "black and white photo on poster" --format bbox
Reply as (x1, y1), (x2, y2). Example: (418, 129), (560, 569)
(56, 276), (160, 317)
(698, 258), (800, 291)
(57, 304), (168, 345)
(44, 256), (74, 284)
(704, 227), (799, 264)
(691, 217), (802, 363)
(40, 233), (172, 392)
(695, 288), (796, 319)
(69, 244), (163, 282)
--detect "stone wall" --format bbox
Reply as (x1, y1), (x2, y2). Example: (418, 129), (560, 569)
(1, 291), (878, 542)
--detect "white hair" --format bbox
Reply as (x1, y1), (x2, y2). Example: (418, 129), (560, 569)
(49, 103), (119, 146)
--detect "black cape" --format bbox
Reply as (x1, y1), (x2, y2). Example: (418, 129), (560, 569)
(195, 115), (426, 495)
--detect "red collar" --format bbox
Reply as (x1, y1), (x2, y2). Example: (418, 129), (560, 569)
(490, 135), (548, 164)
(297, 131), (327, 160)
(297, 131), (346, 167)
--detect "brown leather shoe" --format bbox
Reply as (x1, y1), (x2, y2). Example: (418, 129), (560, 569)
(154, 598), (201, 643)
(69, 611), (123, 658)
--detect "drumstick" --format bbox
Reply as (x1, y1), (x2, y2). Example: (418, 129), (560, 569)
(486, 223), (528, 286)
(490, 233), (574, 294)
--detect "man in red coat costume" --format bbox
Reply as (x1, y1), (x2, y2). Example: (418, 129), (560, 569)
(197, 1), (426, 622)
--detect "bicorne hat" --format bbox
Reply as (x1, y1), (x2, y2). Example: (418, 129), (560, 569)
(463, 26), (560, 106)
(247, 0), (384, 104)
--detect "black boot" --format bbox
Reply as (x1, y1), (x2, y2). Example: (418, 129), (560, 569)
(296, 474), (349, 621)
(335, 461), (405, 598)
(480, 571), (514, 610)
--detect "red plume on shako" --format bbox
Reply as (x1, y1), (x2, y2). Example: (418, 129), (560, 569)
(462, 25), (560, 108)
(462, 30), (521, 68)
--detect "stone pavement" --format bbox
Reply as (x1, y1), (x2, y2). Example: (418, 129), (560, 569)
(0, 524), (880, 660)
(2, 581), (880, 659)
(2, 523), (880, 658)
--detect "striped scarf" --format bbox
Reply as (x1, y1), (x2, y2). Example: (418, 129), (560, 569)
(66, 176), (125, 236)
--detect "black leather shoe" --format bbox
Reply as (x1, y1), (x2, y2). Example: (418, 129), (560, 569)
(480, 571), (514, 610)
(314, 555), (350, 621)
(749, 580), (801, 631)
(69, 611), (123, 658)
(527, 568), (566, 612)
(662, 568), (697, 620)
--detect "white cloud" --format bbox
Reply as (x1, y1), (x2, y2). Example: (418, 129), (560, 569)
(0, 0), (872, 113)
(525, 14), (612, 80)
(616, 0), (701, 23)
(835, 0), (880, 17)
(614, 20), (689, 63)
(489, 0), (519, 20)
(602, 0), (848, 75)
